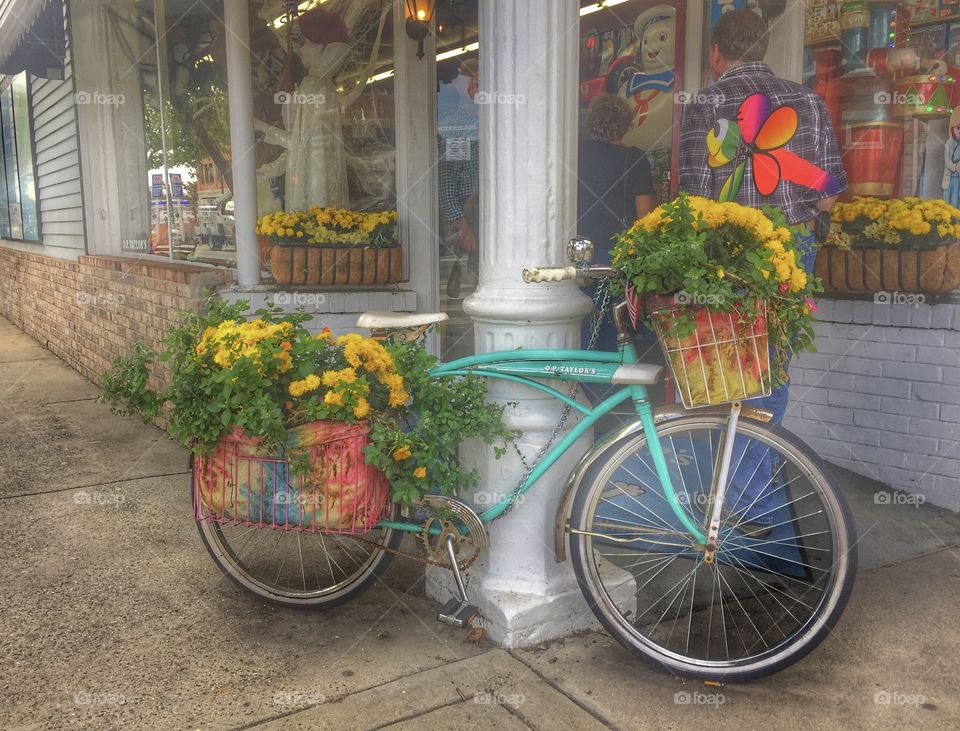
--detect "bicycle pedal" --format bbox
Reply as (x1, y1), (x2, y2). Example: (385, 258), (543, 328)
(437, 598), (479, 628)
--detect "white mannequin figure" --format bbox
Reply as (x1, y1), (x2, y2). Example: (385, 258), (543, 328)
(256, 8), (352, 211)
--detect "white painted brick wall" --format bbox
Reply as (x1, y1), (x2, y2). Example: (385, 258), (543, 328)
(784, 298), (960, 512)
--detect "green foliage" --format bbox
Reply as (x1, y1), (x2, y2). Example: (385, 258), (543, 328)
(362, 342), (514, 505)
(98, 298), (512, 505)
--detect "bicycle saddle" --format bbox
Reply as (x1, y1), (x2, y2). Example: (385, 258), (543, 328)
(356, 311), (449, 329)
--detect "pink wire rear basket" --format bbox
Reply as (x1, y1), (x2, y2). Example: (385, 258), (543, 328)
(192, 421), (390, 535)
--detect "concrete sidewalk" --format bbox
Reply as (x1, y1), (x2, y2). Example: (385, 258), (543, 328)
(1, 314), (959, 731)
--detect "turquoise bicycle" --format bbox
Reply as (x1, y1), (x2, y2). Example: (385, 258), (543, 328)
(197, 240), (857, 681)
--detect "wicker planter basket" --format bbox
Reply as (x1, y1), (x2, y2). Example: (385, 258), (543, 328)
(270, 242), (403, 286)
(814, 243), (960, 293)
(645, 294), (772, 409)
(192, 420), (390, 535)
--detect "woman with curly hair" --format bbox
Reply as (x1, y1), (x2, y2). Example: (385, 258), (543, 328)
(578, 94), (657, 265)
(578, 94), (657, 358)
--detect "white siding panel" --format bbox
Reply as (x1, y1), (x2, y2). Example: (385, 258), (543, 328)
(34, 118), (77, 151)
(35, 136), (77, 164)
(36, 206), (82, 223)
(38, 191), (81, 210)
(33, 90), (77, 129)
(29, 3), (85, 252)
(36, 177), (81, 198)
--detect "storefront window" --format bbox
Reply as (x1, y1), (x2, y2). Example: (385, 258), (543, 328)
(96, 0), (229, 259)
(436, 5), (479, 361)
(0, 73), (40, 241)
(251, 4), (396, 216)
(804, 1), (960, 206)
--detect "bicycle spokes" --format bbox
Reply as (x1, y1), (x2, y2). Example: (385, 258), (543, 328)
(574, 418), (851, 674)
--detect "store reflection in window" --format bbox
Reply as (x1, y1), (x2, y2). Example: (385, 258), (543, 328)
(438, 55), (480, 361)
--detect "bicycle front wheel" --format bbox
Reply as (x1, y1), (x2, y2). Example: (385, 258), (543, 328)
(568, 415), (857, 681)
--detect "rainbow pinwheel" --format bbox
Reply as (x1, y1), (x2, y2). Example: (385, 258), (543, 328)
(706, 93), (841, 202)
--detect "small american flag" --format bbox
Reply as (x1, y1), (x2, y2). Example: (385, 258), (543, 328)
(625, 283), (642, 329)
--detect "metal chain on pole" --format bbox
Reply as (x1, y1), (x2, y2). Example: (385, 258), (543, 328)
(494, 278), (613, 521)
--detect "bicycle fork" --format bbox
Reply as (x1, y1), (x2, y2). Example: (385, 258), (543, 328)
(634, 392), (744, 561)
(702, 402), (742, 564)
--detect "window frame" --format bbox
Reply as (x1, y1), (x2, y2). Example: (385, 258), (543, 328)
(0, 71), (41, 243)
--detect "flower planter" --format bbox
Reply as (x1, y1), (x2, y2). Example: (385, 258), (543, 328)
(270, 242), (403, 286)
(193, 420), (390, 534)
(645, 294), (771, 409)
(257, 236), (273, 267)
(814, 242), (960, 293)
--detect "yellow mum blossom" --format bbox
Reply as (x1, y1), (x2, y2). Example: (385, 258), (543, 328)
(353, 397), (370, 419)
(393, 445), (412, 461)
(288, 374), (321, 397)
(413, 466), (426, 479)
(321, 368), (358, 387)
(323, 390), (344, 407)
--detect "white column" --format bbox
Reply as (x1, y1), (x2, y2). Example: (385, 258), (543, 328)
(392, 3), (440, 352)
(223, 0), (259, 287)
(425, 0), (596, 647)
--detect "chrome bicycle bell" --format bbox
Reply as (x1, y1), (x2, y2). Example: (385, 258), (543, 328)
(567, 236), (594, 265)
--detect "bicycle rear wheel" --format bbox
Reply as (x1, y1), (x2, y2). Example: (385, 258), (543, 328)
(196, 501), (404, 608)
(568, 415), (856, 681)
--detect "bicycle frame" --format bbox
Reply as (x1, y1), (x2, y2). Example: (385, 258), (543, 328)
(375, 338), (708, 544)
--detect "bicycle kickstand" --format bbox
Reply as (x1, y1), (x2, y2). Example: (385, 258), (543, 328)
(436, 535), (480, 628)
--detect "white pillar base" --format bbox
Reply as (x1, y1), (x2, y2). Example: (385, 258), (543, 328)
(426, 566), (599, 647)
(425, 385), (598, 647)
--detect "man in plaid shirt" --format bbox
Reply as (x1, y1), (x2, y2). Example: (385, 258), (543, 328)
(680, 10), (846, 236)
(679, 10), (847, 534)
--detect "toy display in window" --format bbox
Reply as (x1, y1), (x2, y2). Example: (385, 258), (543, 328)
(942, 107), (960, 206)
(621, 5), (677, 151)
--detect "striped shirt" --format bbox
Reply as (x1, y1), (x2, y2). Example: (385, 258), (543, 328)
(679, 62), (847, 225)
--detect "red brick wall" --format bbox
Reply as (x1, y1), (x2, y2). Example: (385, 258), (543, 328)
(0, 249), (232, 390)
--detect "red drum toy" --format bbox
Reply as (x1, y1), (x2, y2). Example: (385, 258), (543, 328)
(841, 121), (903, 198)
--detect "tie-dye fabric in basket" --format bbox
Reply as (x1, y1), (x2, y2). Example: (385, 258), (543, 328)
(193, 421), (389, 534)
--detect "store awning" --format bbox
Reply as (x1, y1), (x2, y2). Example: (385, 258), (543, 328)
(0, 0), (65, 80)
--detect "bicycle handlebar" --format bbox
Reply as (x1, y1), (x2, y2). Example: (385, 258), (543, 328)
(522, 265), (621, 284)
(522, 266), (577, 283)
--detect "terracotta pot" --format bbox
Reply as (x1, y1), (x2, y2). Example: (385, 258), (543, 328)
(257, 236), (273, 267)
(814, 243), (960, 293)
(270, 243), (403, 286)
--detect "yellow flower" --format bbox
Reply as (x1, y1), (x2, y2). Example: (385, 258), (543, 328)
(413, 466), (426, 479)
(393, 445), (412, 461)
(323, 390), (344, 407)
(353, 397), (370, 419)
(288, 374), (321, 397)
(716, 267), (725, 279)
(321, 368), (358, 387)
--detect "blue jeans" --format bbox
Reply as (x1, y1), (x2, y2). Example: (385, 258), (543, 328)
(725, 230), (816, 524)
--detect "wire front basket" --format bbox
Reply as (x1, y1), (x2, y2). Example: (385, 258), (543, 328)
(647, 296), (772, 408)
(193, 421), (390, 535)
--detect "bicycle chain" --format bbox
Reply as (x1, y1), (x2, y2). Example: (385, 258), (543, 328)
(350, 520), (480, 569)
